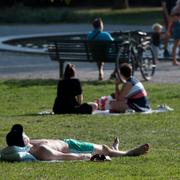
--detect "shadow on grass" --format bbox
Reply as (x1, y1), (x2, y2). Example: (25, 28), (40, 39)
(8, 112), (54, 117)
(3, 79), (58, 87)
(2, 79), (114, 87)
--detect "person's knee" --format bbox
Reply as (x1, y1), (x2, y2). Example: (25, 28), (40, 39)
(102, 144), (111, 155)
(91, 102), (98, 111)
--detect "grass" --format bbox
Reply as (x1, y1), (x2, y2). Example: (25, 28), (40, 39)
(0, 5), (163, 25)
(0, 79), (179, 179)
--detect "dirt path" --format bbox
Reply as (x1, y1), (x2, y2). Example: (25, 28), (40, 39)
(0, 51), (179, 83)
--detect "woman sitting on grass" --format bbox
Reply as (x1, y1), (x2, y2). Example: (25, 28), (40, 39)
(110, 63), (151, 113)
(53, 63), (97, 114)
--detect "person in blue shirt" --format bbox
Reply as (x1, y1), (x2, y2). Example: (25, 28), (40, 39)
(87, 18), (114, 80)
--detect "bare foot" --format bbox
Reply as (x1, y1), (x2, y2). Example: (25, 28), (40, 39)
(112, 137), (119, 150)
(173, 62), (180, 66)
(98, 74), (104, 80)
(98, 70), (104, 80)
(126, 144), (149, 156)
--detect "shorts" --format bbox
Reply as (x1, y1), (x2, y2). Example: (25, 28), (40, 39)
(127, 97), (150, 112)
(64, 139), (94, 153)
(172, 21), (180, 40)
(151, 44), (159, 59)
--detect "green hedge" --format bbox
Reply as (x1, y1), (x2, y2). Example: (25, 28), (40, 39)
(0, 0), (162, 7)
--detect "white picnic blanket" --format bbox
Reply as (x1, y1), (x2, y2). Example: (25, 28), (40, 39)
(93, 104), (174, 115)
(37, 105), (173, 116)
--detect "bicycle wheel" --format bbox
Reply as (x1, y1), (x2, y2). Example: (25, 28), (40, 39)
(116, 43), (135, 81)
(139, 45), (156, 81)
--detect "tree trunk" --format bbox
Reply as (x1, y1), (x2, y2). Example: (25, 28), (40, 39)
(113, 0), (129, 9)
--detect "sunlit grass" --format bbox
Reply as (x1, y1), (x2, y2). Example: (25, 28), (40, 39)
(0, 80), (179, 179)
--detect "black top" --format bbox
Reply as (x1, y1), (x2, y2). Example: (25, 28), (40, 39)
(56, 78), (82, 108)
(151, 32), (161, 46)
(162, 0), (176, 14)
(53, 78), (93, 114)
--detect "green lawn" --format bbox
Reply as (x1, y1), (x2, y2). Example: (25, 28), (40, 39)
(0, 6), (163, 25)
(0, 80), (179, 179)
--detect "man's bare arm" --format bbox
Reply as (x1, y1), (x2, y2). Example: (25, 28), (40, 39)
(55, 152), (92, 161)
(30, 145), (92, 161)
(30, 139), (48, 146)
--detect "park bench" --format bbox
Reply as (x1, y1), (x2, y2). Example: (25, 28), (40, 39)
(48, 39), (127, 78)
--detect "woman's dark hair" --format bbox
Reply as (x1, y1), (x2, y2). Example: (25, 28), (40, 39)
(92, 18), (103, 29)
(120, 63), (132, 78)
(63, 64), (76, 79)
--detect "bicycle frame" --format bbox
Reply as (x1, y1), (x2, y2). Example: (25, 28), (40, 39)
(116, 31), (156, 81)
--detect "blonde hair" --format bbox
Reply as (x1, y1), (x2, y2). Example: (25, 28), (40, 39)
(152, 23), (163, 30)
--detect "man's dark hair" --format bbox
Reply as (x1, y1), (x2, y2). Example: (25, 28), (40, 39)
(6, 124), (25, 147)
(92, 18), (102, 29)
(120, 63), (132, 78)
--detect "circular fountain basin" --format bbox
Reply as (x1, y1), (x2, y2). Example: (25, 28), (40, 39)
(0, 32), (178, 60)
(0, 32), (86, 54)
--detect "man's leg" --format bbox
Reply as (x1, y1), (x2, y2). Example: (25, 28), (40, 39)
(109, 100), (128, 113)
(162, 8), (171, 57)
(109, 69), (116, 80)
(97, 61), (104, 80)
(112, 137), (119, 150)
(172, 40), (180, 65)
(93, 143), (149, 157)
(163, 35), (170, 57)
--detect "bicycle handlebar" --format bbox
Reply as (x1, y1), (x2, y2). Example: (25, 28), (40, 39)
(113, 30), (147, 37)
(112, 30), (151, 46)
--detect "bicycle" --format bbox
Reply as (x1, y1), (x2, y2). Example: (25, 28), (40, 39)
(115, 31), (156, 81)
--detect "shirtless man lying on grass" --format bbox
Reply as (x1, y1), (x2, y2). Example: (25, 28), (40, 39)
(6, 124), (149, 161)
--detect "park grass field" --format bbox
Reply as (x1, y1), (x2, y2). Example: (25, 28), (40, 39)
(0, 80), (179, 179)
(0, 6), (163, 25)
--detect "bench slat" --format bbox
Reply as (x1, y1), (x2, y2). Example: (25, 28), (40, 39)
(48, 40), (125, 78)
